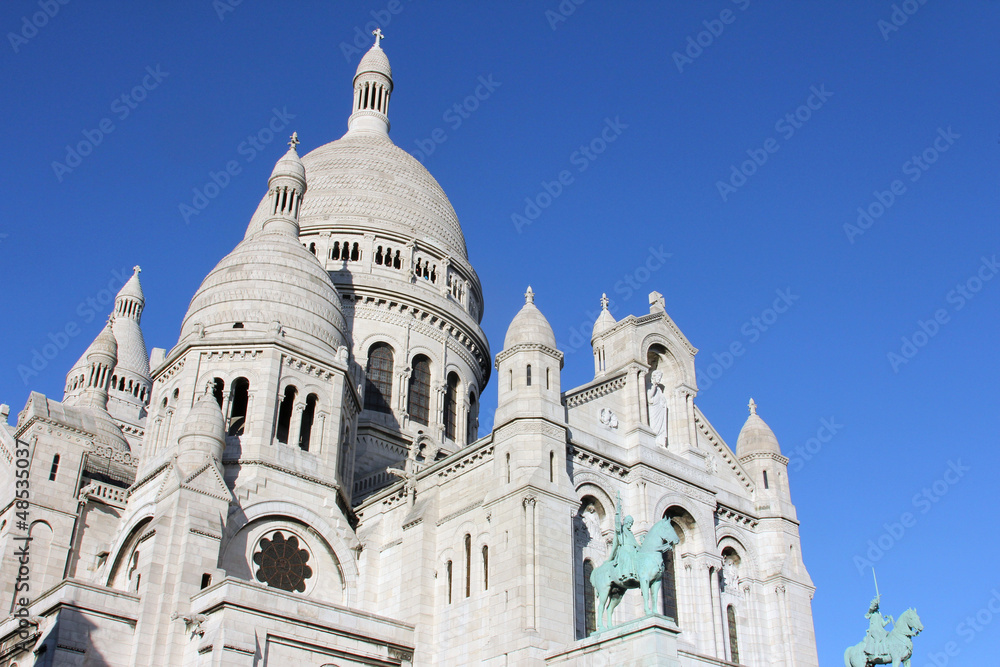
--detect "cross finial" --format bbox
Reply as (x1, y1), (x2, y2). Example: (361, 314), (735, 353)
(600, 293), (609, 310)
(288, 132), (300, 151)
(133, 265), (141, 275)
(748, 398), (757, 415)
(524, 286), (534, 304)
(372, 27), (384, 48)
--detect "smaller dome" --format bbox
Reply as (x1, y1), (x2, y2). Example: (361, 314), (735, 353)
(181, 384), (226, 446)
(87, 407), (130, 453)
(736, 398), (782, 456)
(355, 44), (391, 81)
(503, 287), (557, 350)
(88, 320), (118, 360)
(591, 293), (616, 340)
(269, 141), (306, 184)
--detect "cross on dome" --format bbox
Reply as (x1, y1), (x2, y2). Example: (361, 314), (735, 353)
(525, 286), (535, 304)
(748, 398), (757, 415)
(288, 132), (300, 151)
(600, 293), (609, 310)
(133, 265), (141, 275)
(372, 27), (384, 48)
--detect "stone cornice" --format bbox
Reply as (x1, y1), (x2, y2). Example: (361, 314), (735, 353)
(494, 342), (564, 369)
(564, 372), (628, 408)
(738, 451), (790, 466)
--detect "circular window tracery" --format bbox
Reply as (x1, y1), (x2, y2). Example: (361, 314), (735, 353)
(253, 531), (313, 593)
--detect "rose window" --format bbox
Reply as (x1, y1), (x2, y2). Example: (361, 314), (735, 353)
(253, 531), (312, 593)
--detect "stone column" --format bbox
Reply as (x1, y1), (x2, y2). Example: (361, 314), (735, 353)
(457, 397), (469, 448)
(686, 392), (697, 449)
(638, 369), (649, 426)
(289, 403), (305, 449)
(315, 412), (328, 454)
(244, 391), (255, 441)
(523, 496), (537, 631)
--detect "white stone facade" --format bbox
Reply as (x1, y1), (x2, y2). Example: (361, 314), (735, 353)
(0, 40), (818, 667)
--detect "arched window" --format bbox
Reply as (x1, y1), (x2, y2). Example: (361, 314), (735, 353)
(408, 356), (431, 425)
(727, 605), (740, 663)
(299, 393), (318, 451)
(364, 344), (394, 414)
(467, 392), (478, 443)
(464, 534), (472, 598)
(482, 545), (489, 591)
(444, 372), (459, 441)
(212, 378), (225, 408)
(526, 364), (532, 386)
(583, 559), (596, 637)
(228, 377), (250, 436)
(276, 385), (298, 444)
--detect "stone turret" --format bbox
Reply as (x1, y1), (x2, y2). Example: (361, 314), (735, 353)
(495, 287), (564, 427)
(736, 398), (793, 516)
(65, 319), (118, 410)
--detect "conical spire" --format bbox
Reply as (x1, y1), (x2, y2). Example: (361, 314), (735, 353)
(503, 286), (556, 349)
(348, 29), (393, 134)
(66, 318), (118, 409)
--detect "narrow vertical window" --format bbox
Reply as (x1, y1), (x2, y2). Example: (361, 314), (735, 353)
(546, 368), (550, 390)
(446, 560), (453, 604)
(549, 451), (554, 482)
(299, 394), (318, 451)
(408, 356), (431, 425)
(482, 545), (489, 591)
(49, 454), (60, 481)
(464, 534), (472, 598)
(763, 470), (769, 489)
(228, 377), (249, 436)
(727, 605), (740, 663)
(509, 369), (513, 390)
(526, 364), (532, 386)
(506, 453), (511, 483)
(444, 373), (459, 441)
(467, 391), (478, 443)
(276, 385), (298, 444)
(364, 344), (394, 414)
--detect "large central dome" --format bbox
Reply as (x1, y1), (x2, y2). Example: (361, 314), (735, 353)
(297, 131), (468, 260)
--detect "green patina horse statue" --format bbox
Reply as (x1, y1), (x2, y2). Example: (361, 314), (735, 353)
(589, 517), (679, 633)
(844, 608), (923, 667)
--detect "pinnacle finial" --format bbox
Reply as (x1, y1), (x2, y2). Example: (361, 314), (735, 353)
(748, 398), (757, 415)
(132, 265), (141, 275)
(372, 27), (384, 48)
(600, 293), (609, 311)
(288, 132), (300, 151)
(204, 380), (216, 397)
(525, 286), (534, 304)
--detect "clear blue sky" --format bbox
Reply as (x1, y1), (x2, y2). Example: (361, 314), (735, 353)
(2, 2), (998, 663)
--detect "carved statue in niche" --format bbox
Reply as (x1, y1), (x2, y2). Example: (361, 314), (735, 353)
(647, 370), (667, 447)
(721, 555), (741, 596)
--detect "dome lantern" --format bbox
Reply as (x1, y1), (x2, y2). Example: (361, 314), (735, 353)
(348, 29), (393, 135)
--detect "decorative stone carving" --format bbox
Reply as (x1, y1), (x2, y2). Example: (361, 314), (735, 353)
(647, 370), (667, 447)
(599, 408), (619, 429)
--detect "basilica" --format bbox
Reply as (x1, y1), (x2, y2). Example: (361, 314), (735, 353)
(0, 38), (819, 666)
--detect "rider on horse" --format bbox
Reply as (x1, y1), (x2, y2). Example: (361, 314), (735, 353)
(863, 596), (893, 659)
(610, 502), (640, 585)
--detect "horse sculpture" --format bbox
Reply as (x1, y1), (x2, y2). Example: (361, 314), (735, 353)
(589, 517), (680, 632)
(844, 608), (923, 667)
